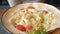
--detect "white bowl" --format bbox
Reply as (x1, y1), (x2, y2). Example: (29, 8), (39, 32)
(2, 3), (60, 34)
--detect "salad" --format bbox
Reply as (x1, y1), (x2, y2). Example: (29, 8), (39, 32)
(9, 5), (53, 34)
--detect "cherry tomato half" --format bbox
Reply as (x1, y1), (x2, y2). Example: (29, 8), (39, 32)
(43, 10), (48, 14)
(15, 25), (26, 32)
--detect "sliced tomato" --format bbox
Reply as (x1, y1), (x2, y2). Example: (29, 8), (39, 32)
(27, 5), (34, 9)
(25, 24), (33, 31)
(43, 10), (48, 14)
(15, 25), (26, 32)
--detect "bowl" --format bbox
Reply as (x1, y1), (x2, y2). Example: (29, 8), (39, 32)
(2, 3), (60, 34)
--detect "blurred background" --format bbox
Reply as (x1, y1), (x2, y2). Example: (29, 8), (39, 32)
(0, 0), (60, 6)
(0, 0), (60, 34)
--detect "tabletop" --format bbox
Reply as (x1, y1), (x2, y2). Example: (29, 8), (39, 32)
(0, 6), (11, 34)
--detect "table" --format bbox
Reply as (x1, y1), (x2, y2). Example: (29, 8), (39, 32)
(0, 6), (11, 34)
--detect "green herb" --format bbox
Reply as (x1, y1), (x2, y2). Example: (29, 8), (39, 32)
(28, 29), (47, 34)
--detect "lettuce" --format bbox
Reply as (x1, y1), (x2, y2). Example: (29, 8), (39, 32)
(28, 29), (47, 34)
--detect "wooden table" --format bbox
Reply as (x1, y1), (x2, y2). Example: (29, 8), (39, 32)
(48, 28), (60, 34)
